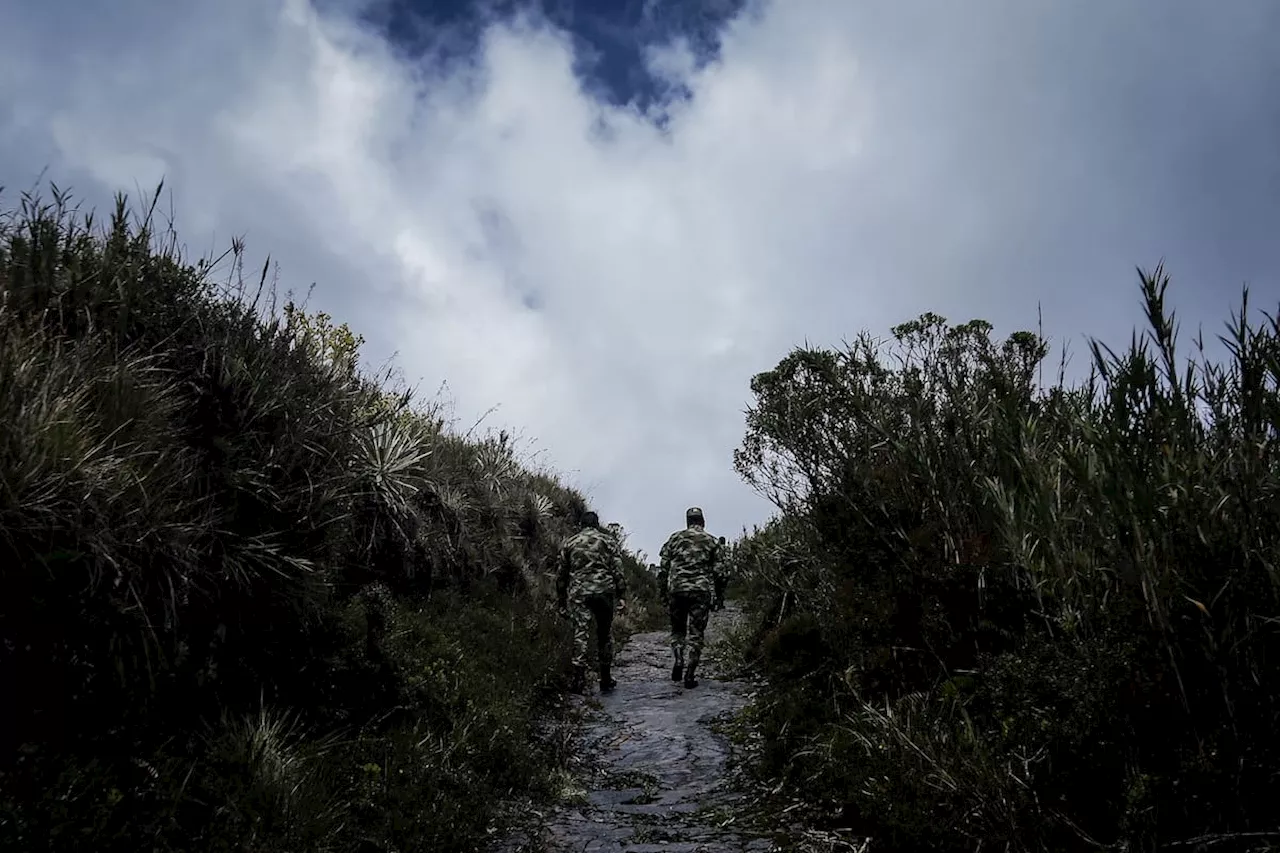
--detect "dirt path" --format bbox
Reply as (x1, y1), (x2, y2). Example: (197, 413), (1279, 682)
(499, 603), (774, 852)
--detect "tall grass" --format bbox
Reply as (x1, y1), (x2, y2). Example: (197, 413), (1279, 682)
(730, 267), (1280, 851)
(0, 182), (655, 852)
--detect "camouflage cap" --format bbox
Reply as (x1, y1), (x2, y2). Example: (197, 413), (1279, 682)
(686, 506), (704, 524)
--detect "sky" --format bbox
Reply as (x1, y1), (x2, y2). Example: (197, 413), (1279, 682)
(2, 0), (1279, 558)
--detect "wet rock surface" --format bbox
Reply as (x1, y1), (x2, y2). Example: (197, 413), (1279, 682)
(497, 603), (777, 852)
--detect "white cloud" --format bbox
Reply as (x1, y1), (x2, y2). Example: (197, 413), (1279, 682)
(3, 0), (1279, 555)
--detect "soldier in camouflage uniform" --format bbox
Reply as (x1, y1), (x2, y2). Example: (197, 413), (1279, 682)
(657, 507), (724, 689)
(557, 510), (628, 694)
(712, 536), (729, 610)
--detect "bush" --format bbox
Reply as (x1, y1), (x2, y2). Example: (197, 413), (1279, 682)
(0, 182), (653, 851)
(730, 267), (1280, 851)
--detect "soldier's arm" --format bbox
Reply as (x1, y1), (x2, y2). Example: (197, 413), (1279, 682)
(609, 540), (627, 600)
(657, 540), (671, 599)
(705, 538), (720, 578)
(556, 546), (570, 610)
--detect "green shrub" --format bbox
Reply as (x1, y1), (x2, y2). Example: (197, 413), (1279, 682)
(731, 267), (1280, 851)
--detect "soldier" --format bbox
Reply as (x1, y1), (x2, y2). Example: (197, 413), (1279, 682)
(657, 506), (723, 689)
(712, 536), (729, 610)
(557, 510), (628, 694)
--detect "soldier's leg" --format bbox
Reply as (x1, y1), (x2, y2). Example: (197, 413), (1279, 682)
(683, 591), (713, 688)
(590, 595), (615, 666)
(669, 592), (690, 652)
(569, 598), (591, 692)
(588, 594), (617, 691)
(669, 592), (690, 682)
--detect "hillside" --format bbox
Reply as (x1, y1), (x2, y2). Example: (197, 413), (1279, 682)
(0, 183), (659, 852)
(5, 178), (1278, 853)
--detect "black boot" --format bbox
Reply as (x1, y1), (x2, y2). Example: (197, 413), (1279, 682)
(569, 665), (587, 694)
(683, 653), (700, 689)
(671, 647), (685, 683)
(600, 662), (617, 693)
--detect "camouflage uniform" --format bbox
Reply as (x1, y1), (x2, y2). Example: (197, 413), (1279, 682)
(658, 507), (723, 688)
(557, 513), (627, 693)
(712, 537), (729, 610)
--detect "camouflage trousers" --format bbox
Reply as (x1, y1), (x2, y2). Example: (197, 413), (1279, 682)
(668, 590), (712, 657)
(570, 592), (615, 669)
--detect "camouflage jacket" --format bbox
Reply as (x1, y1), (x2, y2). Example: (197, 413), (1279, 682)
(657, 525), (722, 597)
(557, 527), (627, 604)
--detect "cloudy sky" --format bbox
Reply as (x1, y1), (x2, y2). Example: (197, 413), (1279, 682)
(2, 0), (1278, 557)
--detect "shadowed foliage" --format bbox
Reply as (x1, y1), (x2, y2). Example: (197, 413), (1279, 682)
(0, 181), (658, 852)
(729, 269), (1280, 852)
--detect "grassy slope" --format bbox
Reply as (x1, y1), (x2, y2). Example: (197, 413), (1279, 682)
(0, 184), (656, 852)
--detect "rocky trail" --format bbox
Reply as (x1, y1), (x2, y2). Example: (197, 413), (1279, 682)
(497, 603), (778, 852)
